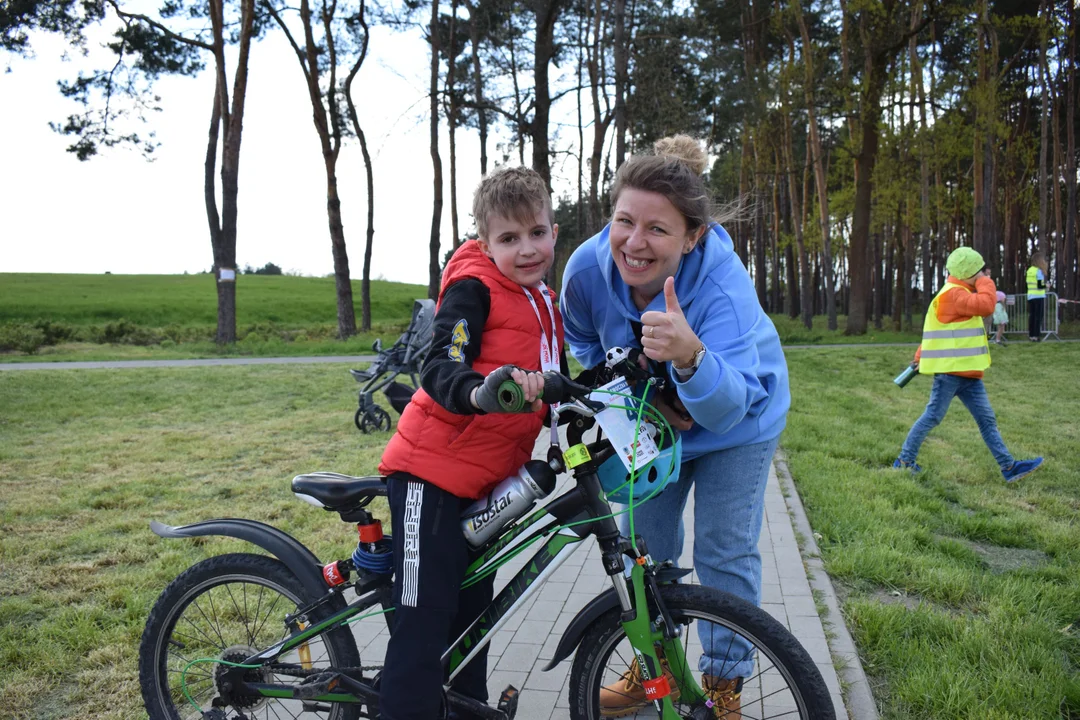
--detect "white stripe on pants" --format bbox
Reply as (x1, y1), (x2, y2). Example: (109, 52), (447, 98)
(400, 480), (424, 607)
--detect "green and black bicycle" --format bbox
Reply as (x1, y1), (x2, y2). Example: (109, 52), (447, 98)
(138, 348), (835, 720)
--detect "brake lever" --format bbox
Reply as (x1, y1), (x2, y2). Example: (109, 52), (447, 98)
(550, 396), (603, 422)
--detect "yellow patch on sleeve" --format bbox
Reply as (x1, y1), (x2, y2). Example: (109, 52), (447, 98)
(447, 319), (470, 362)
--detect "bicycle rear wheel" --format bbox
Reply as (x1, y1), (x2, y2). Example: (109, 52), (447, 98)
(568, 584), (835, 720)
(139, 553), (365, 720)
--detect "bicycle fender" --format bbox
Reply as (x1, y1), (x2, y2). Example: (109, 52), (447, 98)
(541, 588), (620, 671)
(540, 565), (694, 671)
(150, 519), (328, 599)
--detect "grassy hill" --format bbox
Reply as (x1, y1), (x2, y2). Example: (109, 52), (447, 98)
(2, 272), (1074, 360)
(0, 273), (428, 328)
(0, 273), (434, 358)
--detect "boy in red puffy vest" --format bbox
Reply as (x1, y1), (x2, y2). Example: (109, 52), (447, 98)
(377, 167), (564, 720)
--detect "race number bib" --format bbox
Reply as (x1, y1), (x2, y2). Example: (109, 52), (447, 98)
(589, 377), (660, 474)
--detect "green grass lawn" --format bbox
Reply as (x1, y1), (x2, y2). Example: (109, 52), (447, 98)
(5, 273), (1076, 363)
(0, 273), (429, 360)
(0, 273), (427, 327)
(783, 342), (1080, 719)
(2, 344), (1077, 718)
(0, 363), (392, 718)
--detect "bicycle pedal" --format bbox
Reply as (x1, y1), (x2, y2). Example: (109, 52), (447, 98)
(295, 671), (340, 700)
(687, 706), (715, 720)
(496, 685), (519, 718)
(200, 710), (228, 720)
(446, 689), (508, 720)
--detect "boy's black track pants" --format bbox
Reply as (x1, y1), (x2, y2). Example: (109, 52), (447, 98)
(379, 472), (496, 720)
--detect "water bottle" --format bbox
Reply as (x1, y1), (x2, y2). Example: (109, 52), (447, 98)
(461, 460), (558, 548)
(893, 363), (919, 388)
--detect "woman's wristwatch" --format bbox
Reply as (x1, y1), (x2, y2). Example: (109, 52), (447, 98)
(673, 343), (706, 378)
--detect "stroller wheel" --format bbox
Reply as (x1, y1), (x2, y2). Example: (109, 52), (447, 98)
(358, 406), (392, 434)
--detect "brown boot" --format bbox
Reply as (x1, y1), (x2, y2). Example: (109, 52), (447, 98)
(598, 656), (680, 717)
(702, 675), (742, 719)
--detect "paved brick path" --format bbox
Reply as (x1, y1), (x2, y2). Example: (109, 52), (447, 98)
(350, 457), (849, 719)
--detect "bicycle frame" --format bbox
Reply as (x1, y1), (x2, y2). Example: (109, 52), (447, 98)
(211, 488), (700, 717)
(207, 382), (705, 718)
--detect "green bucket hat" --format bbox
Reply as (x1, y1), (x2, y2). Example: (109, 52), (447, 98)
(946, 247), (985, 279)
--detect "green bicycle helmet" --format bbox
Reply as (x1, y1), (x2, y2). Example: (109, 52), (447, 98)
(596, 428), (682, 503)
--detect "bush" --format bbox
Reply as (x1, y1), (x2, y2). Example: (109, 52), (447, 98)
(32, 319), (76, 346)
(102, 319), (139, 344)
(0, 324), (47, 354)
(239, 322), (279, 342)
(162, 325), (213, 344)
(78, 319), (166, 346)
(122, 326), (165, 346)
(243, 262), (283, 275)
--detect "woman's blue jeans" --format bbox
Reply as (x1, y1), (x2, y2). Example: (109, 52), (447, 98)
(899, 374), (1013, 469)
(619, 437), (779, 680)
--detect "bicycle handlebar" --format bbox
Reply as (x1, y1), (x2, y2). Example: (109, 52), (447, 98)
(492, 347), (671, 415)
(496, 371), (596, 412)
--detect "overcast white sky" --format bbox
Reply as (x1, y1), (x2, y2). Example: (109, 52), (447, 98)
(0, 19), (543, 285)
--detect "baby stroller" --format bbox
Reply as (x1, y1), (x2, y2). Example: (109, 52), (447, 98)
(350, 298), (436, 433)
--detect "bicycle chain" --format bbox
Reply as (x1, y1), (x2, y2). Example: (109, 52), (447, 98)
(266, 663), (383, 677)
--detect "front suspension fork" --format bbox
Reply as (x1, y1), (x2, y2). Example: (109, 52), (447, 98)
(605, 541), (706, 719)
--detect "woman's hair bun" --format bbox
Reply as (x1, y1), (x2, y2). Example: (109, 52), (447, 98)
(653, 135), (707, 175)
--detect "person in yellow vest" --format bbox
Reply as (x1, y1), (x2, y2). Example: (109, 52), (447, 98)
(1026, 251), (1049, 341)
(894, 247), (1044, 483)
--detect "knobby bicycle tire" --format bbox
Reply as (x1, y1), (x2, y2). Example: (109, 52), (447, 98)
(568, 583), (835, 720)
(139, 553), (364, 720)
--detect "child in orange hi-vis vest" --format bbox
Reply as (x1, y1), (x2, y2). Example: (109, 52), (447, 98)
(894, 247), (1043, 483)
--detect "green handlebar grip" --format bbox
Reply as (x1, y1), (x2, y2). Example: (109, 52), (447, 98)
(496, 379), (543, 412)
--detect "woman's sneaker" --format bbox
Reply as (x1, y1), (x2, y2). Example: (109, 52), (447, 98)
(598, 656), (679, 717)
(892, 458), (922, 474)
(1003, 457), (1043, 483)
(702, 675), (743, 718)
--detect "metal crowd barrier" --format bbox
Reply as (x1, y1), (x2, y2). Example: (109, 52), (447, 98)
(1003, 292), (1060, 340)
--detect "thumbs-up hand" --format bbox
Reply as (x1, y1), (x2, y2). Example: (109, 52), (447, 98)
(640, 276), (702, 366)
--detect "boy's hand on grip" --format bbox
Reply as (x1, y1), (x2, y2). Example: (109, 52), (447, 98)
(472, 365), (544, 413)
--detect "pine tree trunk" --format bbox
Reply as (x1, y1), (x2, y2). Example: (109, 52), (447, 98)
(1051, 60), (1063, 287)
(792, 0), (834, 328)
(1038, 6), (1050, 258)
(210, 0), (255, 345)
(873, 229), (883, 330)
(911, 13), (932, 312)
(269, 0), (356, 336)
(204, 74), (235, 345)
(531, 0), (563, 189)
(344, 9), (375, 333)
(586, 0), (610, 236)
(973, 0), (996, 260)
(893, 227), (904, 331)
(848, 75), (885, 335)
(755, 193), (767, 307)
(737, 132), (752, 263)
(428, 0), (444, 300)
(466, 1), (488, 175)
(447, 0), (460, 250)
(1066, 0), (1078, 316)
(613, 0), (627, 168)
(783, 111), (811, 330)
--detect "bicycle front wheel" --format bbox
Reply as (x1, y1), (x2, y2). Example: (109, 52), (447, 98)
(568, 583), (835, 720)
(139, 553), (364, 720)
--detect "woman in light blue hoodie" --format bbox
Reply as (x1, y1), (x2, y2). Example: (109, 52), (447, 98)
(561, 135), (790, 715)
